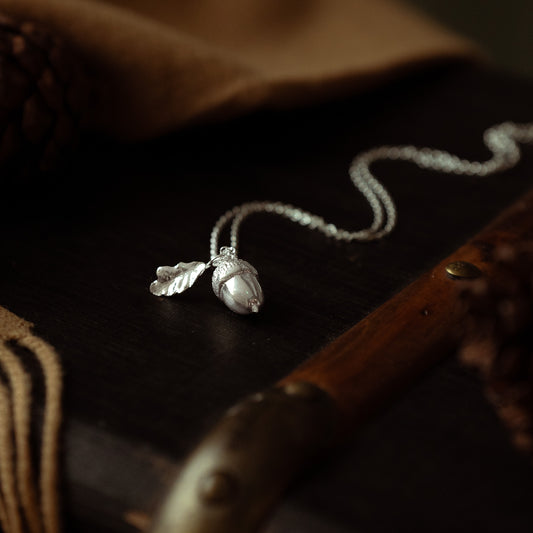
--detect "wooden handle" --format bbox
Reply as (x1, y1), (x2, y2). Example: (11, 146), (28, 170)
(280, 189), (533, 427)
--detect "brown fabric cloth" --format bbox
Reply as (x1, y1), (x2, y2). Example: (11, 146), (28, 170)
(0, 307), (32, 341)
(0, 0), (477, 141)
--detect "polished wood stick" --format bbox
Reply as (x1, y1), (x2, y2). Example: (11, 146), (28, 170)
(280, 188), (533, 427)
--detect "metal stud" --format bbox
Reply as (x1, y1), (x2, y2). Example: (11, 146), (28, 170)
(198, 471), (238, 505)
(445, 261), (482, 280)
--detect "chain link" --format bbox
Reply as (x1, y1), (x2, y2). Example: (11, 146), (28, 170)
(210, 122), (533, 259)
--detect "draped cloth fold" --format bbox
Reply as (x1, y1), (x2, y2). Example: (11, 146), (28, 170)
(0, 0), (478, 140)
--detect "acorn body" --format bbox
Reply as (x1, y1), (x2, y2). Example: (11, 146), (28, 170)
(212, 257), (264, 314)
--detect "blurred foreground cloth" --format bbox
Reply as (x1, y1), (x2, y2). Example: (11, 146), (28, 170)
(0, 0), (477, 140)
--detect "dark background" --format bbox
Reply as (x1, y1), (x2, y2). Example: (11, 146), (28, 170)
(408, 0), (533, 80)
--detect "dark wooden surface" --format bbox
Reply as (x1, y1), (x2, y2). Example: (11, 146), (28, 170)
(0, 64), (533, 531)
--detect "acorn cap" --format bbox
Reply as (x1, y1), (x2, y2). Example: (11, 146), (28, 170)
(211, 258), (258, 297)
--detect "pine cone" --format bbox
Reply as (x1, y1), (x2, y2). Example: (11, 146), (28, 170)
(458, 243), (533, 457)
(0, 13), (89, 177)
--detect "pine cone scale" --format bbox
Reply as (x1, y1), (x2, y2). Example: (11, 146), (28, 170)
(0, 13), (89, 176)
(459, 244), (533, 459)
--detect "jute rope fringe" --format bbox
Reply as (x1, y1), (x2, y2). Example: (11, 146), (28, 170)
(0, 307), (62, 533)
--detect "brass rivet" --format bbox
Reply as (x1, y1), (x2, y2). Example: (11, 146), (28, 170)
(283, 381), (321, 399)
(198, 471), (238, 505)
(445, 261), (482, 280)
(250, 392), (265, 402)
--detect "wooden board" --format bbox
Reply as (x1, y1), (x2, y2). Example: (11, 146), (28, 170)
(0, 64), (533, 531)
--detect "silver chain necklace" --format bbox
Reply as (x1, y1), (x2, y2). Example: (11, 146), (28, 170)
(150, 121), (533, 314)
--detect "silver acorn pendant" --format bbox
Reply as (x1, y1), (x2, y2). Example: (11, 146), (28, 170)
(211, 248), (264, 314)
(150, 247), (264, 315)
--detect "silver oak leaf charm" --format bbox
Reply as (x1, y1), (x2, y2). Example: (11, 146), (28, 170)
(149, 248), (263, 314)
(150, 261), (206, 296)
